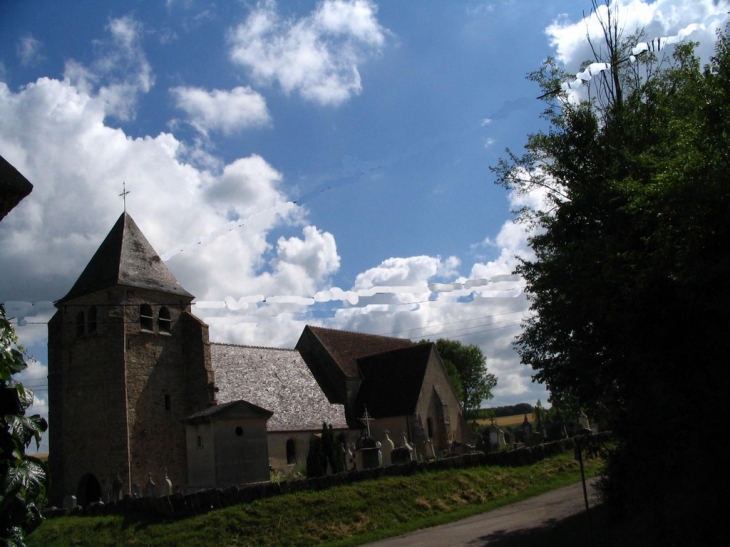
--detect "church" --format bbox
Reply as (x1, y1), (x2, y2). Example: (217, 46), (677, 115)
(47, 212), (467, 506)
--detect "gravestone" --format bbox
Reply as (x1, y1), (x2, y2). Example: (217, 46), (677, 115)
(63, 494), (77, 510)
(382, 430), (395, 466)
(391, 432), (415, 464)
(357, 435), (379, 469)
(112, 473), (123, 501)
(346, 443), (356, 471)
(426, 438), (436, 459)
(146, 473), (156, 498)
(160, 470), (173, 497)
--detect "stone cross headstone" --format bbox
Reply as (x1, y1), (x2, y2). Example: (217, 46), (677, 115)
(360, 406), (374, 438)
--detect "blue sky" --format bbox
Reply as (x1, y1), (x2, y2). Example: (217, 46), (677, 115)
(1, 0), (726, 451)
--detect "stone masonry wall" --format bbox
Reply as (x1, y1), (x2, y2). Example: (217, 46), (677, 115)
(48, 290), (130, 506)
(123, 288), (211, 495)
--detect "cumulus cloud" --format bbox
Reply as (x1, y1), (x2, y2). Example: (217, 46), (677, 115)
(0, 65), (351, 418)
(228, 0), (387, 105)
(547, 0), (728, 70)
(324, 249), (541, 406)
(0, 73), (338, 336)
(171, 86), (271, 135)
(354, 256), (460, 291)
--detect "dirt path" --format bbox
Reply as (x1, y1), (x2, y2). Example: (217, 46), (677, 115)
(364, 478), (602, 547)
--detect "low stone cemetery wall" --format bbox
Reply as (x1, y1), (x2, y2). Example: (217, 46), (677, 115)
(43, 433), (609, 521)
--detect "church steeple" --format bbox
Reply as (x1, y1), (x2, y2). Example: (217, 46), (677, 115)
(48, 212), (213, 507)
(58, 212), (192, 303)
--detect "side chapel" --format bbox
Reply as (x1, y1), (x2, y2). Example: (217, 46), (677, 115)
(47, 212), (468, 506)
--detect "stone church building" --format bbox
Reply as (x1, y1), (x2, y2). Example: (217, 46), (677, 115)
(47, 212), (467, 506)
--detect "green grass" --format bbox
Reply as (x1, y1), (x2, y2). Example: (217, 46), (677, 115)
(27, 453), (603, 547)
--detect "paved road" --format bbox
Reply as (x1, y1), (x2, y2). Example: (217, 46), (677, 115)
(364, 478), (601, 547)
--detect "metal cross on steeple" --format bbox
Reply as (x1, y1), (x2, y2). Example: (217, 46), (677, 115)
(119, 182), (130, 212)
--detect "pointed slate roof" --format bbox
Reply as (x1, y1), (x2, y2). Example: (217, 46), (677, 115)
(58, 212), (193, 303)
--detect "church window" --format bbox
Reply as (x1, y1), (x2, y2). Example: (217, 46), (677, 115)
(197, 435), (203, 448)
(235, 426), (243, 437)
(88, 306), (97, 334)
(159, 307), (171, 333)
(76, 311), (85, 337)
(286, 439), (297, 464)
(164, 394), (171, 410)
(140, 304), (153, 331)
(427, 418), (434, 438)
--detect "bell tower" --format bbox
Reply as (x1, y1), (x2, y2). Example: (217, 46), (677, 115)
(48, 213), (214, 506)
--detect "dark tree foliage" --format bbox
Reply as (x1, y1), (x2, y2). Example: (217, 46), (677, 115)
(493, 7), (730, 543)
(433, 339), (497, 418)
(1, 305), (49, 547)
(492, 403), (534, 418)
(305, 423), (345, 478)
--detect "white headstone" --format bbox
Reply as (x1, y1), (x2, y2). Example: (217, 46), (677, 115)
(63, 494), (77, 510)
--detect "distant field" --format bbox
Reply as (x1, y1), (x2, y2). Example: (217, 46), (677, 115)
(475, 413), (532, 428)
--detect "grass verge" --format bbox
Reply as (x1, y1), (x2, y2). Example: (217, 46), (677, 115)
(28, 453), (602, 547)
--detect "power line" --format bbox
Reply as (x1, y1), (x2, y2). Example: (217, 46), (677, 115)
(379, 309), (529, 337)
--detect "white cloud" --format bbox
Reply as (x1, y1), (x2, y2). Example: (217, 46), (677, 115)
(17, 35), (44, 66)
(547, 0), (728, 71)
(0, 68), (547, 409)
(354, 256), (459, 290)
(273, 226), (341, 289)
(63, 15), (153, 120)
(325, 254), (543, 407)
(171, 86), (271, 135)
(228, 0), (387, 105)
(0, 74), (337, 327)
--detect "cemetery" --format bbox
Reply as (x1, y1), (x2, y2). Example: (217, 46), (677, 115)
(42, 433), (609, 521)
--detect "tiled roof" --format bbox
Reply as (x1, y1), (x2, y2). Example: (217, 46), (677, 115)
(354, 343), (434, 418)
(0, 154), (33, 222)
(58, 212), (193, 303)
(300, 326), (413, 378)
(185, 399), (273, 424)
(211, 343), (348, 432)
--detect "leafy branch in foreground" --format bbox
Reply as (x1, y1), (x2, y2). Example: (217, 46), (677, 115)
(1, 305), (49, 547)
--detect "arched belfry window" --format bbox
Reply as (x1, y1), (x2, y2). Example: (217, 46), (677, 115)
(76, 311), (85, 337)
(159, 306), (171, 333)
(140, 304), (153, 331)
(88, 306), (97, 334)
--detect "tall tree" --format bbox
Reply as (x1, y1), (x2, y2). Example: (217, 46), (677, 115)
(434, 339), (497, 418)
(493, 5), (730, 542)
(1, 305), (48, 547)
